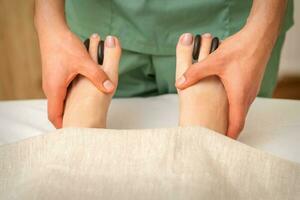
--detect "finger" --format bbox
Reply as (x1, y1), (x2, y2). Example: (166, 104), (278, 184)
(102, 36), (122, 84)
(226, 102), (247, 139)
(47, 85), (67, 128)
(176, 33), (194, 80)
(175, 55), (218, 89)
(198, 33), (212, 62)
(89, 33), (101, 63)
(79, 59), (115, 93)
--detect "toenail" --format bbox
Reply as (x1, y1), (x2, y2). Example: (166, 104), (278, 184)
(202, 33), (212, 38)
(176, 76), (186, 86)
(106, 36), (116, 48)
(103, 80), (115, 91)
(91, 33), (99, 39)
(181, 33), (193, 46)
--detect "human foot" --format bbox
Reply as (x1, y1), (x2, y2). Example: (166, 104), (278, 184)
(176, 33), (228, 134)
(62, 34), (121, 128)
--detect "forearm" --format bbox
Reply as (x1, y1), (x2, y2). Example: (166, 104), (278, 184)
(245, 0), (288, 47)
(34, 0), (68, 37)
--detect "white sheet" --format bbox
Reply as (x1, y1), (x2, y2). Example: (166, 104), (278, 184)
(0, 94), (299, 163)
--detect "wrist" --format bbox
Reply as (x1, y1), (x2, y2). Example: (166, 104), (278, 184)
(245, 19), (278, 45)
(235, 25), (274, 74)
(244, 0), (287, 49)
(240, 23), (276, 58)
(35, 16), (70, 38)
(34, 2), (69, 39)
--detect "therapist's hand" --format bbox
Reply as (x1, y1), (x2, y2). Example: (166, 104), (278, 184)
(176, 0), (288, 139)
(34, 0), (115, 128)
(175, 27), (274, 139)
(39, 30), (114, 128)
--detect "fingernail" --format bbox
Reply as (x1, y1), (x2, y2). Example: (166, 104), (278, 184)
(91, 33), (99, 39)
(106, 36), (115, 48)
(202, 33), (212, 38)
(176, 76), (186, 86)
(181, 33), (193, 46)
(103, 80), (114, 91)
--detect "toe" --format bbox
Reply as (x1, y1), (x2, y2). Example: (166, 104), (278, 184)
(176, 33), (194, 79)
(89, 33), (101, 62)
(102, 36), (122, 84)
(198, 33), (212, 62)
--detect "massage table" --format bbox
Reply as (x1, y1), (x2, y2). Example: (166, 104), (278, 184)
(0, 94), (299, 163)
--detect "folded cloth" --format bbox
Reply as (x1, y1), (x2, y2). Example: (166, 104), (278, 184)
(0, 127), (299, 200)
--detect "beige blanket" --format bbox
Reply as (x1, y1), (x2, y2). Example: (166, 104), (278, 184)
(0, 127), (299, 199)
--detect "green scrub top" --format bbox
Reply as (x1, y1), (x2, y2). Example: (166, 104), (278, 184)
(66, 0), (293, 55)
(65, 0), (294, 97)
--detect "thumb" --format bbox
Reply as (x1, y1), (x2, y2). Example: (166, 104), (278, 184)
(226, 102), (247, 139)
(79, 59), (115, 93)
(175, 56), (219, 90)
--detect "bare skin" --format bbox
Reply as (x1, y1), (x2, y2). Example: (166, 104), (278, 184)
(176, 33), (228, 134)
(176, 0), (288, 139)
(34, 0), (114, 128)
(63, 33), (228, 135)
(35, 0), (287, 137)
(63, 34), (121, 128)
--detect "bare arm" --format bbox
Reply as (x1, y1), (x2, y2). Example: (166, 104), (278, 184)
(245, 0), (288, 57)
(34, 0), (67, 36)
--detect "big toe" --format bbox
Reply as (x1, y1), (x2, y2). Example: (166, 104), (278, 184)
(176, 33), (194, 80)
(102, 36), (122, 85)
